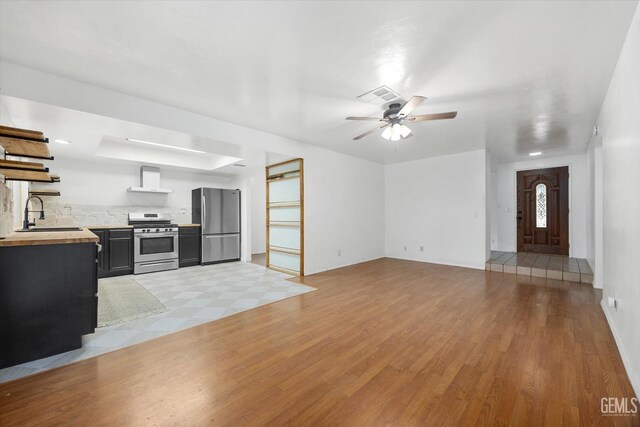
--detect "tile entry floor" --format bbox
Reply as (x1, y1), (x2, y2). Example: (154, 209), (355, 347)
(486, 251), (593, 284)
(0, 261), (315, 383)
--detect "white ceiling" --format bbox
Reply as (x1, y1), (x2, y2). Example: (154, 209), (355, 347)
(0, 96), (290, 177)
(0, 1), (637, 164)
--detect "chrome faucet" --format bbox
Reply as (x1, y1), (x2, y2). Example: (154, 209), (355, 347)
(22, 195), (45, 230)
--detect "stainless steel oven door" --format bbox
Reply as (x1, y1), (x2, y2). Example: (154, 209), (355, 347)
(134, 232), (178, 263)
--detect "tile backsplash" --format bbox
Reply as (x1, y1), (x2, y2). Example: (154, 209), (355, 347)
(34, 199), (192, 227)
(0, 182), (13, 238)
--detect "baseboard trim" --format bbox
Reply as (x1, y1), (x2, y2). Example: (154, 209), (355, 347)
(384, 255), (484, 271)
(304, 255), (385, 276)
(600, 299), (640, 399)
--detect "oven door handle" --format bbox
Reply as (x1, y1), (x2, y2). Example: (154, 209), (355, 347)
(135, 233), (178, 238)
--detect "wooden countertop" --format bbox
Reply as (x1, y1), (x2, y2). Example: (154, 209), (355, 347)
(0, 228), (99, 247)
(86, 225), (133, 229)
(84, 224), (200, 229)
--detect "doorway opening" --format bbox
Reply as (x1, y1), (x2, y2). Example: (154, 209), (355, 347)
(517, 166), (569, 255)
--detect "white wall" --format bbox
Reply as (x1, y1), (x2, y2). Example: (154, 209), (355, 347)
(229, 170), (267, 261)
(248, 170), (266, 255)
(594, 145), (604, 289)
(597, 3), (640, 398)
(1, 62), (385, 275)
(585, 136), (604, 289)
(32, 158), (235, 227)
(304, 153), (385, 272)
(489, 168), (499, 250)
(50, 158), (234, 208)
(485, 151), (492, 261)
(385, 149), (488, 270)
(586, 138), (596, 266)
(493, 154), (588, 258)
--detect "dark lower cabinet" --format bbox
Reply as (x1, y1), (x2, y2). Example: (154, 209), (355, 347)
(0, 242), (98, 369)
(90, 228), (134, 278)
(108, 229), (134, 274)
(179, 226), (201, 267)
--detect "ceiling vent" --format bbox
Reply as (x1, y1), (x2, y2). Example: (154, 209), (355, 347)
(356, 85), (402, 105)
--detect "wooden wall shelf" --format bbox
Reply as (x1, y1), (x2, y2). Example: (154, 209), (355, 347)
(0, 126), (59, 183)
(0, 136), (53, 160)
(0, 168), (52, 183)
(29, 188), (61, 197)
(0, 125), (46, 141)
(0, 159), (48, 172)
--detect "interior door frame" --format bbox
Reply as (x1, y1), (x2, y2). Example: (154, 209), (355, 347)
(266, 158), (304, 276)
(513, 163), (573, 256)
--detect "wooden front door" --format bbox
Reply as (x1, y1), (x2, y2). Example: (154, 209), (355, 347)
(517, 166), (569, 255)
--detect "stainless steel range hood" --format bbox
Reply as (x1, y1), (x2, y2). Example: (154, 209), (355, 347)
(127, 166), (173, 194)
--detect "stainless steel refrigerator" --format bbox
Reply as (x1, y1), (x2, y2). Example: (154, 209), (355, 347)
(192, 188), (241, 264)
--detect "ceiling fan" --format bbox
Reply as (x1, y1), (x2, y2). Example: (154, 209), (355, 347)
(346, 96), (457, 141)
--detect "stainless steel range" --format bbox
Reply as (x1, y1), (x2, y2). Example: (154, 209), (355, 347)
(128, 213), (179, 274)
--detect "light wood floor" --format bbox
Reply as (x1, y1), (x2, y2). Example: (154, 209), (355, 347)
(0, 258), (636, 426)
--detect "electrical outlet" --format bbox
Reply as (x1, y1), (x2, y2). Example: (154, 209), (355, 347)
(337, 249), (341, 257)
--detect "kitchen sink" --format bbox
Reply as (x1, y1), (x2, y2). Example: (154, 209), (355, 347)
(16, 227), (83, 232)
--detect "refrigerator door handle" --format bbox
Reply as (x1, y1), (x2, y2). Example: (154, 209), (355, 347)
(202, 194), (206, 230)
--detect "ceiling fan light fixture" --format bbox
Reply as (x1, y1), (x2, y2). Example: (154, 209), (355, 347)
(381, 126), (393, 140)
(390, 123), (402, 141)
(399, 124), (412, 138)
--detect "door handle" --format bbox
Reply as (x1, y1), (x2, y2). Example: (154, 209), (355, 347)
(202, 194), (206, 230)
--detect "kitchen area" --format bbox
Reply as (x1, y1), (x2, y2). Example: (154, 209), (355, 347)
(0, 99), (312, 382)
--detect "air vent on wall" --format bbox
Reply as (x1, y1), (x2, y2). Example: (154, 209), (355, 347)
(356, 85), (402, 105)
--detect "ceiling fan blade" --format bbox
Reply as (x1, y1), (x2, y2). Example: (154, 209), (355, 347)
(397, 96), (427, 118)
(353, 123), (389, 141)
(346, 116), (383, 121)
(407, 111), (458, 122)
